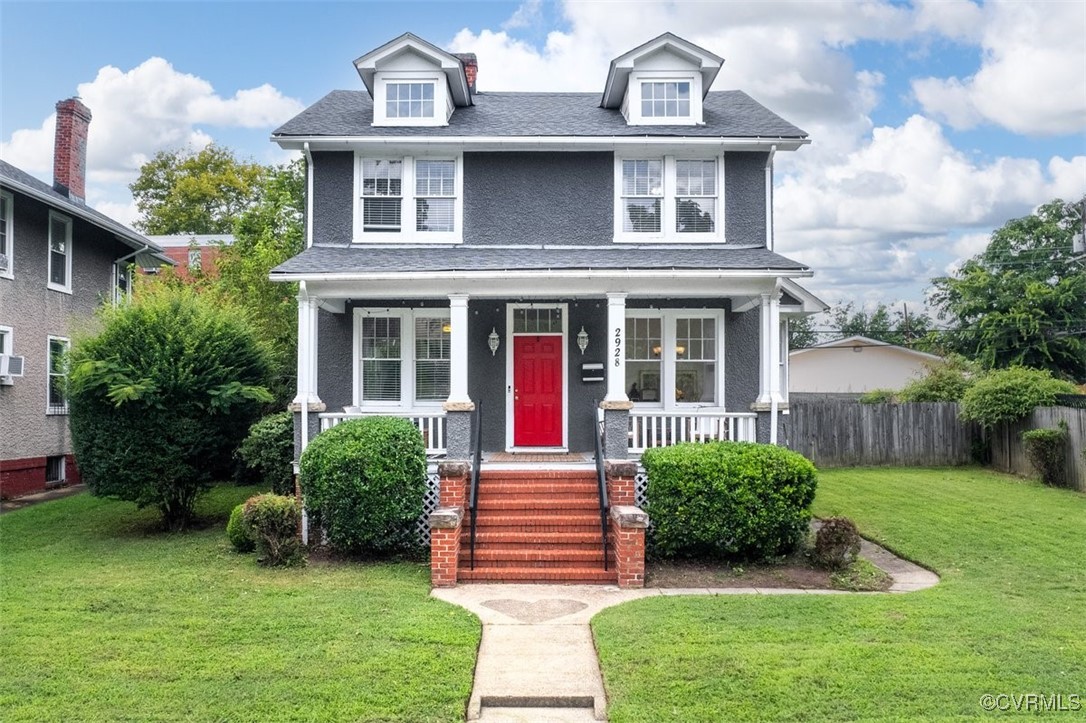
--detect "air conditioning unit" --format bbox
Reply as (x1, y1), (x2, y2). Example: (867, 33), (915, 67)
(0, 253), (9, 273)
(0, 354), (25, 380)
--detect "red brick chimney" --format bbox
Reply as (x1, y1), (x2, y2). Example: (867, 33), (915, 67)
(53, 98), (92, 204)
(455, 53), (478, 93)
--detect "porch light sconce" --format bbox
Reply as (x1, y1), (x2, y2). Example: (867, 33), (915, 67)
(576, 326), (589, 355)
(488, 327), (500, 356)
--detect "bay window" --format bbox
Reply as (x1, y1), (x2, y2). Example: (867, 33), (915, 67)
(355, 309), (450, 406)
(626, 311), (722, 408)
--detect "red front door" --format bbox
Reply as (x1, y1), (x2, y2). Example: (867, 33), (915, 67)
(514, 335), (563, 447)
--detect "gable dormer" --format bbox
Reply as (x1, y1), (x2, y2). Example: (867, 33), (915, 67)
(354, 33), (474, 127)
(601, 33), (724, 126)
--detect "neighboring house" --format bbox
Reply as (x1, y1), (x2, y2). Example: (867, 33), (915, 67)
(270, 33), (825, 584)
(789, 335), (946, 396)
(0, 98), (171, 499)
(145, 234), (234, 280)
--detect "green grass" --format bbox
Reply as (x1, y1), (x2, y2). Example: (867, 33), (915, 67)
(0, 486), (480, 722)
(593, 467), (1086, 721)
(831, 558), (893, 593)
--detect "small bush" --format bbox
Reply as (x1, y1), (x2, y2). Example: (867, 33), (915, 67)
(898, 357), (976, 402)
(1022, 426), (1068, 487)
(237, 411), (295, 495)
(226, 503), (255, 553)
(642, 442), (817, 562)
(813, 517), (861, 570)
(299, 416), (426, 555)
(243, 494), (302, 566)
(859, 389), (896, 404)
(959, 367), (1077, 429)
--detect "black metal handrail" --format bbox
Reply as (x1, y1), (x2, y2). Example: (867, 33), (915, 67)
(468, 402), (482, 570)
(593, 403), (610, 571)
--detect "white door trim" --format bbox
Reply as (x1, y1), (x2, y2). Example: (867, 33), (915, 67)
(504, 302), (569, 452)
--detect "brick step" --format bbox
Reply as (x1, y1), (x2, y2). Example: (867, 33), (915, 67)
(470, 524), (603, 534)
(479, 471), (598, 481)
(464, 539), (604, 552)
(461, 548), (607, 564)
(475, 498), (599, 512)
(469, 531), (605, 545)
(458, 567), (618, 583)
(477, 483), (599, 496)
(473, 512), (601, 526)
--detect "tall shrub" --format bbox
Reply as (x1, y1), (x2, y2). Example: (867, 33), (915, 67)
(1022, 426), (1068, 487)
(897, 356), (977, 402)
(69, 284), (272, 530)
(959, 367), (1076, 428)
(299, 416), (426, 555)
(237, 411), (295, 494)
(642, 442), (818, 561)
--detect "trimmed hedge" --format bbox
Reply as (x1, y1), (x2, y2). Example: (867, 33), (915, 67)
(1022, 426), (1068, 487)
(959, 367), (1076, 428)
(299, 416), (426, 555)
(642, 442), (817, 562)
(226, 503), (255, 553)
(243, 494), (303, 567)
(237, 412), (295, 495)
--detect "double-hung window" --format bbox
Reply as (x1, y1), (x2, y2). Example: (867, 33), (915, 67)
(641, 81), (691, 119)
(355, 309), (451, 406)
(0, 190), (12, 279)
(626, 312), (722, 408)
(47, 336), (70, 414)
(48, 212), (72, 293)
(357, 156), (460, 241)
(616, 156), (723, 241)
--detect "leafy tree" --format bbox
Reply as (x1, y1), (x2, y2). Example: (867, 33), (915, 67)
(930, 198), (1086, 382)
(68, 284), (273, 530)
(788, 315), (820, 349)
(130, 144), (266, 234)
(958, 366), (1076, 429)
(897, 355), (979, 402)
(829, 303), (934, 348)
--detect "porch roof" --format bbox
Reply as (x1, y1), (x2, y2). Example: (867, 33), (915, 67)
(271, 244), (809, 278)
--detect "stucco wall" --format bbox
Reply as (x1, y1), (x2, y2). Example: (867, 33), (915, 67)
(0, 189), (128, 463)
(789, 345), (942, 394)
(311, 151), (354, 247)
(724, 151), (767, 244)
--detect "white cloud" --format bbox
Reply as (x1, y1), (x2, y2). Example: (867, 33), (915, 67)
(0, 57), (304, 189)
(912, 0), (1086, 135)
(502, 0), (543, 31)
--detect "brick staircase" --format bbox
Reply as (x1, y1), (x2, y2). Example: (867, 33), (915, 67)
(458, 469), (616, 583)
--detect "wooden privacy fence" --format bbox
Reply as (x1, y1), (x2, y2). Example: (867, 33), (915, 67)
(784, 401), (980, 468)
(991, 407), (1086, 492)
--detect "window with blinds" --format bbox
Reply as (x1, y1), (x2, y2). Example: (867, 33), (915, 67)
(415, 160), (455, 233)
(357, 311), (451, 406)
(361, 317), (401, 401)
(622, 160), (662, 233)
(414, 317), (450, 402)
(675, 160), (716, 233)
(362, 160), (402, 233)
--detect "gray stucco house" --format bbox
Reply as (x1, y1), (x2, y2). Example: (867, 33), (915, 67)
(271, 33), (825, 585)
(0, 99), (169, 499)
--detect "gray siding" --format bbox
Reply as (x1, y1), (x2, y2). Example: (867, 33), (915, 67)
(725, 303), (761, 413)
(0, 190), (128, 462)
(311, 151), (354, 247)
(725, 151), (767, 244)
(462, 152), (613, 245)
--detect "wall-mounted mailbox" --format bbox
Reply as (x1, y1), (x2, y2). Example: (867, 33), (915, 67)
(581, 362), (604, 383)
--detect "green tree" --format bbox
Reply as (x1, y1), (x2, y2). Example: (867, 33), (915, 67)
(68, 284), (273, 530)
(130, 144), (266, 234)
(929, 199), (1086, 382)
(829, 302), (934, 347)
(788, 315), (820, 349)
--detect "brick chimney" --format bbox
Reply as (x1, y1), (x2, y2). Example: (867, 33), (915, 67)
(53, 98), (92, 204)
(455, 53), (478, 93)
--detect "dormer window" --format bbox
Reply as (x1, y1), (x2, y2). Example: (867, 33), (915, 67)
(387, 82), (435, 119)
(641, 81), (691, 118)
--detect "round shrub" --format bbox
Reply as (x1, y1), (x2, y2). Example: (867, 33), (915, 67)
(68, 284), (272, 530)
(897, 357), (976, 402)
(813, 517), (861, 570)
(243, 494), (302, 566)
(1022, 426), (1068, 487)
(642, 442), (818, 562)
(959, 367), (1076, 429)
(237, 411), (295, 495)
(227, 503), (255, 552)
(299, 416), (426, 555)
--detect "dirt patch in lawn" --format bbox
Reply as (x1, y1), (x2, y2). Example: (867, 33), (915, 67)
(646, 555), (835, 589)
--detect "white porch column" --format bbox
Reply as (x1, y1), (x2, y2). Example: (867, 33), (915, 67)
(755, 289), (785, 406)
(293, 291), (321, 406)
(445, 293), (473, 409)
(604, 293), (629, 404)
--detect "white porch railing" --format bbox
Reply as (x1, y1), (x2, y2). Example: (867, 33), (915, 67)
(319, 411), (447, 457)
(628, 410), (758, 454)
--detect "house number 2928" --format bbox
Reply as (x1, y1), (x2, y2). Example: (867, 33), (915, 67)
(614, 327), (622, 367)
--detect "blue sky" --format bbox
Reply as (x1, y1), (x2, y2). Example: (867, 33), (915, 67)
(2, 0), (1084, 312)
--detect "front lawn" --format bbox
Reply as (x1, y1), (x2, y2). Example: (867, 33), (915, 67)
(0, 486), (480, 722)
(593, 467), (1086, 721)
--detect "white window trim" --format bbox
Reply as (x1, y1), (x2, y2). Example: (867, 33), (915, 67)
(625, 309), (726, 411)
(352, 307), (451, 409)
(47, 211), (73, 294)
(623, 71), (704, 126)
(0, 325), (13, 386)
(504, 302), (569, 453)
(373, 72), (451, 127)
(46, 335), (70, 415)
(353, 154), (463, 244)
(614, 154), (726, 243)
(0, 190), (13, 280)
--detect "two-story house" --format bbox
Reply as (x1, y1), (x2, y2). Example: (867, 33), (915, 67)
(0, 98), (170, 499)
(271, 33), (825, 585)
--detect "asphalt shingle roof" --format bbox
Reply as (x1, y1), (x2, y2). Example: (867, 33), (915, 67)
(273, 90), (807, 139)
(272, 245), (809, 276)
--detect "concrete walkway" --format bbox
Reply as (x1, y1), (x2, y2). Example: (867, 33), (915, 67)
(432, 540), (938, 721)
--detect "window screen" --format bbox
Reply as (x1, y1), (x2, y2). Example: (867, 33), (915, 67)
(360, 317), (401, 401)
